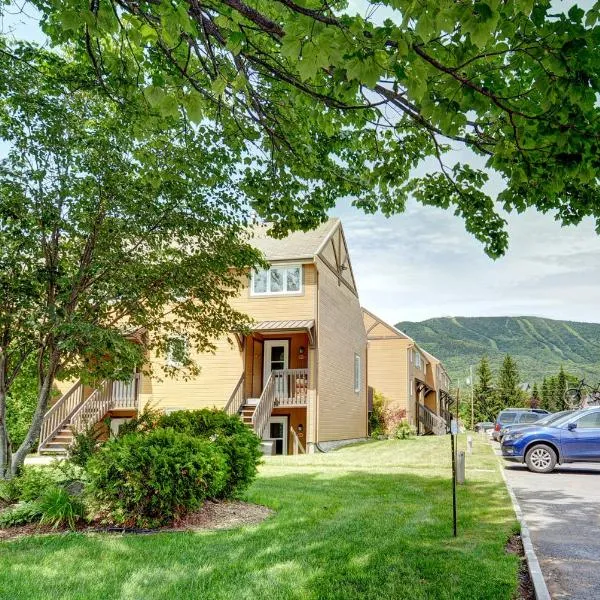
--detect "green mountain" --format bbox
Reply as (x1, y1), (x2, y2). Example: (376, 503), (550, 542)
(395, 316), (600, 387)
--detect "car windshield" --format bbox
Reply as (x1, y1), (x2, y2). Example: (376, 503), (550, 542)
(535, 410), (574, 426)
(546, 410), (580, 428)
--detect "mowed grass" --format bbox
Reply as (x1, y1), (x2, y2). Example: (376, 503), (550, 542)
(0, 435), (518, 600)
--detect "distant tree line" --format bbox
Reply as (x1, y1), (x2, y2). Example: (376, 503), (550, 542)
(465, 356), (578, 426)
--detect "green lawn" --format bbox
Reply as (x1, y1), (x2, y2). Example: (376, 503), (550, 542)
(0, 435), (519, 599)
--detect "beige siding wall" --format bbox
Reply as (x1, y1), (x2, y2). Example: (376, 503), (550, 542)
(140, 335), (243, 412)
(316, 258), (367, 442)
(230, 264), (316, 321)
(139, 264), (317, 412)
(366, 338), (409, 415)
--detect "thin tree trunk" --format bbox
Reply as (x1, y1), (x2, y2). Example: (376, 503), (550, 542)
(0, 352), (12, 480)
(10, 352), (60, 476)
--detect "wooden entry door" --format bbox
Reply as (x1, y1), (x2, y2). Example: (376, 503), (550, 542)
(263, 340), (289, 399)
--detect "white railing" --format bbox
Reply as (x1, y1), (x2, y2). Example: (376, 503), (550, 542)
(290, 427), (306, 455)
(71, 380), (113, 434)
(272, 368), (309, 406)
(418, 403), (448, 436)
(39, 380), (85, 450)
(111, 374), (140, 408)
(224, 373), (245, 416)
(252, 372), (277, 437)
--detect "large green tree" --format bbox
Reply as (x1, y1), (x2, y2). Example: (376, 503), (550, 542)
(494, 355), (522, 411)
(473, 356), (495, 422)
(0, 52), (264, 478)
(6, 0), (599, 255)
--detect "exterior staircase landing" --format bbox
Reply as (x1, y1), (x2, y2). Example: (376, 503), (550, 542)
(240, 403), (257, 427)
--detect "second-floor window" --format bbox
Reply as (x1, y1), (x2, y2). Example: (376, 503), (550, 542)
(414, 351), (422, 370)
(251, 265), (302, 296)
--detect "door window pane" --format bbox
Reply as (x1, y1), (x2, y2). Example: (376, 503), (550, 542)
(270, 268), (284, 292)
(270, 422), (284, 438)
(271, 346), (285, 363)
(286, 267), (301, 292)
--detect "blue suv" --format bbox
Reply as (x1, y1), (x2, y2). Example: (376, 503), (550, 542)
(501, 408), (600, 472)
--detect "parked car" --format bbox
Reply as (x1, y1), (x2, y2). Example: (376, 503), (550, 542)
(498, 410), (574, 443)
(474, 422), (495, 434)
(501, 407), (600, 472)
(492, 408), (550, 441)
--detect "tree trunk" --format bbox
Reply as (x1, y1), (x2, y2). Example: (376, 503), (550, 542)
(0, 352), (12, 480)
(10, 353), (60, 476)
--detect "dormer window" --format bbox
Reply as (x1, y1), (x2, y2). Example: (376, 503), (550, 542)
(251, 265), (302, 296)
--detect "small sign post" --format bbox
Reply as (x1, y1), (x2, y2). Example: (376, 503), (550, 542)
(450, 388), (460, 537)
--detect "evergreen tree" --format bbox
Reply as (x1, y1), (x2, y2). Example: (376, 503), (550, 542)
(556, 367), (568, 411)
(495, 355), (522, 411)
(473, 356), (495, 422)
(530, 383), (541, 409)
(541, 378), (550, 411)
(546, 377), (558, 412)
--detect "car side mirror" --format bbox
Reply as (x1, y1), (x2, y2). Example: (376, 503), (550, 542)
(568, 422), (577, 431)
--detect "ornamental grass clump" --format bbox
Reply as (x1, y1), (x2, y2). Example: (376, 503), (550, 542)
(86, 428), (229, 528)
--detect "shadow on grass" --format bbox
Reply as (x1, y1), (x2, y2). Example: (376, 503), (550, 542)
(0, 472), (519, 600)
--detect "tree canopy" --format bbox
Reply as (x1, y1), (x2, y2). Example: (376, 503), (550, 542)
(3, 0), (597, 255)
(0, 51), (264, 476)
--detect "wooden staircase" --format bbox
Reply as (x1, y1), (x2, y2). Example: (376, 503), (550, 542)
(41, 426), (74, 454)
(240, 403), (258, 427)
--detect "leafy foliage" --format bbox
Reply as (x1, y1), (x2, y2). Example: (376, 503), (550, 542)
(157, 409), (262, 497)
(10, 0), (600, 258)
(86, 429), (229, 527)
(368, 390), (386, 437)
(0, 49), (263, 477)
(38, 486), (86, 529)
(368, 390), (409, 438)
(394, 421), (416, 440)
(473, 357), (496, 423)
(494, 355), (523, 410)
(0, 501), (43, 527)
(68, 421), (106, 467)
(397, 316), (600, 384)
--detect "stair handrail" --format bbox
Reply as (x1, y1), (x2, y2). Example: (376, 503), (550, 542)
(252, 371), (277, 437)
(419, 403), (448, 436)
(70, 380), (113, 434)
(290, 426), (306, 455)
(224, 373), (245, 415)
(39, 380), (85, 450)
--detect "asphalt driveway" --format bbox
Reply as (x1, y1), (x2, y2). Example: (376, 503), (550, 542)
(501, 454), (600, 599)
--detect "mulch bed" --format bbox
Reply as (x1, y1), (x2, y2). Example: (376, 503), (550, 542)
(506, 533), (535, 600)
(0, 500), (273, 541)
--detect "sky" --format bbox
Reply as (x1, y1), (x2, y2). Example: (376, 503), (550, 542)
(3, 2), (600, 326)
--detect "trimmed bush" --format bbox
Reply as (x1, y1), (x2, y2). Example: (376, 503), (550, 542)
(11, 467), (59, 502)
(158, 409), (262, 496)
(69, 423), (105, 467)
(86, 428), (229, 527)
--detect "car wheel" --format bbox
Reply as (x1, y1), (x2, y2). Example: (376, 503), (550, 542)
(525, 444), (557, 473)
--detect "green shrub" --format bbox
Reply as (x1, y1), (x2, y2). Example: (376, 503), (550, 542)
(0, 479), (20, 504)
(86, 429), (229, 527)
(157, 409), (261, 496)
(394, 421), (416, 440)
(158, 408), (249, 437)
(69, 421), (106, 467)
(0, 502), (43, 527)
(12, 467), (58, 502)
(39, 486), (86, 529)
(117, 404), (163, 437)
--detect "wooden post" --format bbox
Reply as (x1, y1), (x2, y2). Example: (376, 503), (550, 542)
(457, 451), (465, 484)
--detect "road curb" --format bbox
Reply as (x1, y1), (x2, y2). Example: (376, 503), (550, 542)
(496, 451), (551, 600)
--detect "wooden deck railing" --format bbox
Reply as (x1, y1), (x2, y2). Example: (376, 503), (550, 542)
(418, 403), (448, 436)
(272, 368), (309, 406)
(290, 427), (306, 455)
(39, 380), (85, 450)
(252, 372), (277, 437)
(224, 373), (245, 416)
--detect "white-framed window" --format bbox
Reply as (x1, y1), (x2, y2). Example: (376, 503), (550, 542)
(414, 351), (422, 370)
(165, 335), (188, 368)
(251, 264), (302, 296)
(354, 353), (361, 393)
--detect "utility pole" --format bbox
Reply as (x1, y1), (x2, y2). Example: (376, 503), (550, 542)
(470, 365), (474, 431)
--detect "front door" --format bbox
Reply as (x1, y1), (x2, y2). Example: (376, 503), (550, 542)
(263, 340), (289, 399)
(265, 416), (288, 455)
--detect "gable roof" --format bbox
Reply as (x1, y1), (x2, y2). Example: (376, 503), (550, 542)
(250, 218), (340, 261)
(362, 308), (413, 340)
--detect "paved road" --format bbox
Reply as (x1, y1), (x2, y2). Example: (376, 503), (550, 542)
(500, 450), (600, 599)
